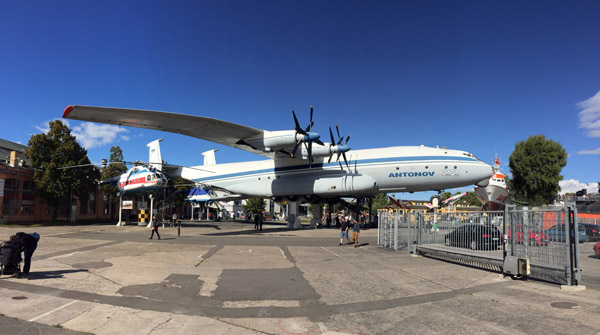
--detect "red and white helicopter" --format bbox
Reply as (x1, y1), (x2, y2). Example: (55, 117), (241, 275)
(98, 139), (170, 195)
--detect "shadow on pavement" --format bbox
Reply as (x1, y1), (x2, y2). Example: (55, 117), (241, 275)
(206, 227), (299, 236)
(24, 269), (89, 280)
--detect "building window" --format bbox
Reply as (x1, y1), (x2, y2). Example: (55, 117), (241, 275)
(2, 178), (19, 215)
(21, 180), (35, 215)
(80, 197), (88, 215)
(88, 193), (95, 215)
(103, 195), (109, 214)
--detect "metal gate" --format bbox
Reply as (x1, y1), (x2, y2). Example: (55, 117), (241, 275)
(504, 204), (582, 285)
(378, 204), (582, 286)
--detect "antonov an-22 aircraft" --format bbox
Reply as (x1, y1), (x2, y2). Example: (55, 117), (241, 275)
(63, 105), (493, 203)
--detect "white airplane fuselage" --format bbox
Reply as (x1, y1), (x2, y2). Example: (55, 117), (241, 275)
(175, 145), (493, 200)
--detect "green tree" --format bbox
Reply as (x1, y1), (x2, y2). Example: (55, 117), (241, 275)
(372, 193), (391, 209)
(171, 177), (194, 213)
(244, 198), (266, 214)
(100, 146), (127, 219)
(461, 191), (481, 207)
(509, 135), (567, 206)
(24, 120), (100, 218)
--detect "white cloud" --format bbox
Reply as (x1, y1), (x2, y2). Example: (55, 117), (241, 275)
(559, 179), (599, 195)
(71, 123), (130, 149)
(577, 147), (600, 155)
(578, 89), (600, 138)
(33, 120), (129, 149)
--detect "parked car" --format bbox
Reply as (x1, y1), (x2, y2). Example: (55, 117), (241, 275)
(544, 224), (586, 243)
(594, 242), (600, 256)
(580, 223), (600, 242)
(507, 224), (550, 246)
(444, 224), (502, 250)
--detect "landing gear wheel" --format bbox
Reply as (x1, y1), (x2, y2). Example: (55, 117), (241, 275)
(430, 195), (442, 208)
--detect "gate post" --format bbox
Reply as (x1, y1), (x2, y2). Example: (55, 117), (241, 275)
(566, 204), (582, 286)
(394, 211), (399, 251)
(407, 212), (411, 253)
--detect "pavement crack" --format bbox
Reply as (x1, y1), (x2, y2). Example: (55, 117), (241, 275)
(214, 317), (274, 334)
(148, 314), (172, 334)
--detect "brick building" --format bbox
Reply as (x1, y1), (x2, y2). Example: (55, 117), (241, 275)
(0, 138), (115, 224)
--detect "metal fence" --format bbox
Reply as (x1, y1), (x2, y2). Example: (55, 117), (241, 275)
(378, 211), (417, 253)
(416, 211), (504, 269)
(378, 204), (583, 286)
(504, 205), (582, 285)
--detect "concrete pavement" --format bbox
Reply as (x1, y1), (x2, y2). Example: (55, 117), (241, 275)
(0, 221), (599, 334)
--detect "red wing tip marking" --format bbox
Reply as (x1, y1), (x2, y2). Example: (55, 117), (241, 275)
(63, 105), (74, 118)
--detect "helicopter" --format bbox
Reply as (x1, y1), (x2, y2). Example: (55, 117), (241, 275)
(99, 160), (169, 194)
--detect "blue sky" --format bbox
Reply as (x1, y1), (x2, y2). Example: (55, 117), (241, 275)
(1, 1), (599, 199)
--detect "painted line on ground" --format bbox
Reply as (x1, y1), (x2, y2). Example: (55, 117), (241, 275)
(28, 300), (79, 322)
(320, 246), (340, 258)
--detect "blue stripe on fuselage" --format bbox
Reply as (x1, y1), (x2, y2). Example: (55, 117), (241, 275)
(192, 155), (477, 183)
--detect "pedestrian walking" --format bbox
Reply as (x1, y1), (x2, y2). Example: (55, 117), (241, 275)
(171, 213), (177, 228)
(339, 217), (350, 245)
(352, 218), (361, 247)
(150, 218), (161, 240)
(177, 218), (181, 237)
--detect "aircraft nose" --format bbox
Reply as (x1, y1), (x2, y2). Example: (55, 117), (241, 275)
(474, 163), (494, 186)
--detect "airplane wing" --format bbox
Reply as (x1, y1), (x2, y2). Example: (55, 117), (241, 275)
(63, 105), (272, 158)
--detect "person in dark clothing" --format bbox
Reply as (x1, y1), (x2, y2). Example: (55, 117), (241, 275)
(15, 232), (39, 275)
(339, 217), (351, 245)
(149, 219), (161, 240)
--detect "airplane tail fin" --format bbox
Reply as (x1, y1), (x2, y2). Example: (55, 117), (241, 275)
(147, 139), (164, 170)
(202, 149), (218, 165)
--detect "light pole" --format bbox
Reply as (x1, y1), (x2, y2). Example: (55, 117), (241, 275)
(116, 192), (125, 226)
(147, 194), (154, 228)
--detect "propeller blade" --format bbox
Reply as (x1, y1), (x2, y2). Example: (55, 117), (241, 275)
(327, 127), (336, 164)
(307, 141), (313, 167)
(292, 109), (306, 135)
(291, 141), (301, 158)
(329, 126), (335, 144)
(344, 135), (350, 145)
(305, 106), (314, 132)
(336, 124), (341, 139)
(342, 152), (349, 170)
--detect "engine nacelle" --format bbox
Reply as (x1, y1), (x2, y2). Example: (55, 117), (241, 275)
(225, 174), (378, 198)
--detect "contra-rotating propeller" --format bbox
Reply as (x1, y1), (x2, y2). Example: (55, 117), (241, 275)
(328, 124), (351, 170)
(290, 106), (324, 165)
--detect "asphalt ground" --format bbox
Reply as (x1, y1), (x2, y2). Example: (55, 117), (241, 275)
(0, 220), (599, 335)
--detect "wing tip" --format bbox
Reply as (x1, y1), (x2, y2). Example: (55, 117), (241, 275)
(63, 105), (74, 118)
